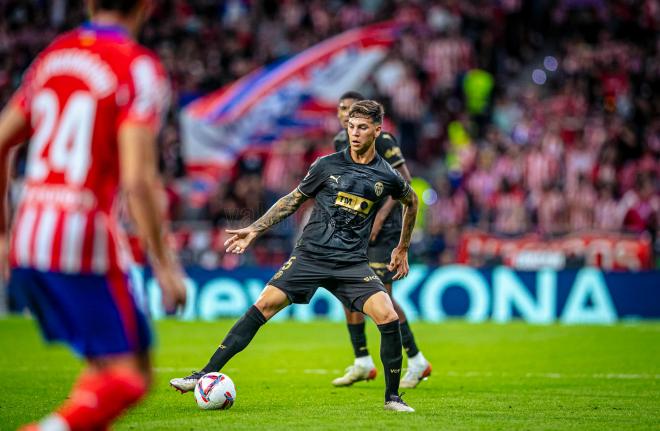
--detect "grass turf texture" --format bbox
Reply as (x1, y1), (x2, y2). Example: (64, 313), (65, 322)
(0, 318), (659, 430)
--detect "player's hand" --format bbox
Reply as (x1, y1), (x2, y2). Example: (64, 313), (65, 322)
(0, 233), (9, 281)
(153, 259), (187, 313)
(224, 227), (259, 254)
(388, 246), (410, 280)
(369, 218), (384, 243)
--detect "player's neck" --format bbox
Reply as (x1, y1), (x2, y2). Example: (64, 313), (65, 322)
(349, 145), (376, 165)
(91, 11), (137, 36)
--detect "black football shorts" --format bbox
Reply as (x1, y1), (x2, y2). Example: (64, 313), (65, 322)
(367, 227), (399, 284)
(267, 251), (386, 312)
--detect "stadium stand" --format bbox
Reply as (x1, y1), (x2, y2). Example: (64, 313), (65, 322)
(1, 0), (657, 268)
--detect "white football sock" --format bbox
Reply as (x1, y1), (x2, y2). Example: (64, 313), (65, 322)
(354, 355), (375, 369)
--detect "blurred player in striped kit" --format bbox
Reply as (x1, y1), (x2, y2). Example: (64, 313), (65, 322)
(0, 1), (186, 429)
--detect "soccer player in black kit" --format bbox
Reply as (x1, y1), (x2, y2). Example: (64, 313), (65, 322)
(170, 100), (418, 412)
(331, 92), (431, 389)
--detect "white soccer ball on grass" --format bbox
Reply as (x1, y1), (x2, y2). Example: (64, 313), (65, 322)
(194, 372), (236, 410)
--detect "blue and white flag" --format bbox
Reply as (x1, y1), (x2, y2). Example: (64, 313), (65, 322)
(180, 22), (398, 176)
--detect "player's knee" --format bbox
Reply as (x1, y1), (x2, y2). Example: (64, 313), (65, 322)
(343, 305), (352, 319)
(381, 308), (399, 324)
(254, 298), (286, 320)
(371, 305), (398, 325)
(254, 286), (289, 320)
(253, 300), (276, 320)
(346, 309), (365, 324)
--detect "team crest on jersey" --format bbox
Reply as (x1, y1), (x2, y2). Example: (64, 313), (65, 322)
(374, 182), (384, 196)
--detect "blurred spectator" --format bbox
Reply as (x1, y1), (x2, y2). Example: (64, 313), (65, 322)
(489, 179), (528, 236)
(594, 182), (623, 232)
(426, 176), (468, 263)
(391, 64), (425, 160)
(622, 175), (659, 238)
(568, 174), (597, 232)
(536, 183), (569, 236)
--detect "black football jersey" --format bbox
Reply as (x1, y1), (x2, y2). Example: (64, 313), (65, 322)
(295, 148), (411, 263)
(333, 130), (405, 234)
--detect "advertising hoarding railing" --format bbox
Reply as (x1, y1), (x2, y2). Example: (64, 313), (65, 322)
(456, 230), (653, 271)
(8, 265), (659, 324)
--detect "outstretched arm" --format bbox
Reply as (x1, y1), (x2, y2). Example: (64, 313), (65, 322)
(225, 188), (309, 254)
(388, 189), (418, 280)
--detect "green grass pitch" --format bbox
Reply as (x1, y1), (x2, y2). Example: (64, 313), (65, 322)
(1, 318), (659, 430)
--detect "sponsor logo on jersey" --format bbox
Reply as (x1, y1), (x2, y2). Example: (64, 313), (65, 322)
(329, 175), (341, 183)
(375, 181), (384, 196)
(335, 191), (374, 216)
(363, 275), (380, 282)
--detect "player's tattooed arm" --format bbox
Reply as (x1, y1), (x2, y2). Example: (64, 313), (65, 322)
(251, 188), (309, 233)
(397, 190), (418, 250)
(225, 188), (309, 254)
(388, 190), (418, 280)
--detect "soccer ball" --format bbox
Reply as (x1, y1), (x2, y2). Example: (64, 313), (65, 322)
(194, 372), (236, 410)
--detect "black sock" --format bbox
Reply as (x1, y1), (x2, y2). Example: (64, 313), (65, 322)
(400, 321), (420, 358)
(347, 322), (369, 358)
(201, 305), (267, 373)
(377, 320), (402, 400)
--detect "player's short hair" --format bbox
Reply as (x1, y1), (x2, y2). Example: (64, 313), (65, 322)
(91, 0), (140, 14)
(339, 91), (365, 102)
(348, 100), (384, 125)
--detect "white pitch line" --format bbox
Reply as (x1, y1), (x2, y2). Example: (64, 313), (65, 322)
(303, 369), (342, 374)
(303, 369), (328, 375)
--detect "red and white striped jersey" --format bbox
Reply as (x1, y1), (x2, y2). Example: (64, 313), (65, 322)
(524, 148), (558, 193)
(9, 23), (169, 275)
(423, 36), (473, 90)
(391, 77), (423, 121)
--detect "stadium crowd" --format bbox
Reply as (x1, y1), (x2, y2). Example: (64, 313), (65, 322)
(1, 0), (658, 267)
